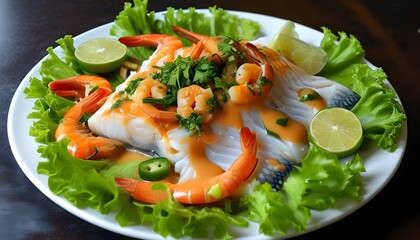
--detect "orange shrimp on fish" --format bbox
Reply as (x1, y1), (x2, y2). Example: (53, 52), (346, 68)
(115, 127), (257, 204)
(48, 75), (113, 99)
(119, 34), (184, 121)
(172, 26), (274, 104)
(49, 75), (125, 160)
(119, 34), (184, 75)
(227, 42), (274, 104)
(176, 84), (214, 124)
(172, 25), (226, 63)
(133, 78), (177, 122)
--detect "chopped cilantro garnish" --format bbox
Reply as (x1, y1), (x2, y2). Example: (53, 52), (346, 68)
(124, 78), (143, 95)
(276, 118), (289, 127)
(217, 37), (245, 60)
(142, 95), (176, 108)
(214, 76), (237, 102)
(206, 95), (222, 113)
(299, 93), (315, 102)
(175, 113), (204, 136)
(254, 76), (273, 95)
(148, 56), (219, 107)
(111, 96), (130, 109)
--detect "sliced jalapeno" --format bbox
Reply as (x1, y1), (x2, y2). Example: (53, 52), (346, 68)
(138, 157), (171, 181)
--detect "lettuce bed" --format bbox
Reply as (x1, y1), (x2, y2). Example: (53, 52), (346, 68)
(24, 0), (406, 238)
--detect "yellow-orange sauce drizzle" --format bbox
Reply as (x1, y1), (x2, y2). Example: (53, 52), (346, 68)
(297, 88), (326, 111)
(115, 150), (149, 164)
(183, 136), (224, 181)
(258, 103), (307, 144)
(213, 101), (243, 129)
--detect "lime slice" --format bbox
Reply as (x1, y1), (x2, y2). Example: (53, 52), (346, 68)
(309, 108), (363, 158)
(268, 21), (328, 75)
(75, 38), (127, 74)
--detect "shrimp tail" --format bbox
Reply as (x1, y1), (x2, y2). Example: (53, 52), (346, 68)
(233, 127), (258, 181)
(172, 25), (224, 63)
(138, 103), (178, 122)
(48, 75), (112, 99)
(119, 34), (165, 47)
(240, 127), (257, 157)
(64, 87), (110, 118)
(242, 42), (265, 65)
(171, 25), (204, 43)
(189, 40), (204, 60)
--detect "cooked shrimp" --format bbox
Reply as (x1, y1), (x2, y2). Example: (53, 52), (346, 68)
(171, 27), (274, 104)
(187, 40), (205, 60)
(115, 127), (257, 204)
(133, 78), (177, 121)
(55, 88), (125, 160)
(48, 75), (112, 100)
(172, 25), (226, 63)
(177, 85), (214, 123)
(119, 34), (183, 76)
(119, 34), (185, 122)
(49, 75), (125, 160)
(235, 63), (262, 85)
(227, 42), (274, 104)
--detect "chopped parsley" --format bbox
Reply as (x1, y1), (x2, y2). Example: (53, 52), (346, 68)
(124, 78), (143, 95)
(206, 95), (222, 113)
(111, 96), (130, 109)
(217, 37), (245, 60)
(276, 118), (289, 127)
(299, 93), (315, 102)
(149, 56), (219, 107)
(175, 113), (204, 136)
(214, 76), (237, 102)
(253, 76), (273, 95)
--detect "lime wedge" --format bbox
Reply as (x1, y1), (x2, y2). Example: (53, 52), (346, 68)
(309, 108), (363, 158)
(75, 38), (127, 74)
(267, 20), (297, 61)
(268, 21), (328, 75)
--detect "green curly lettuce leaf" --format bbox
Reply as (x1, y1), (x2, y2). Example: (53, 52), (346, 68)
(241, 144), (364, 236)
(37, 139), (130, 213)
(110, 0), (260, 60)
(333, 64), (406, 151)
(318, 27), (365, 76)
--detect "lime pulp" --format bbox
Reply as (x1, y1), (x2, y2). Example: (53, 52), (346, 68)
(75, 38), (127, 74)
(309, 108), (364, 158)
(268, 21), (328, 75)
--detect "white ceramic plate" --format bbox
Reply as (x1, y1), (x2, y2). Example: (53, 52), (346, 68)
(7, 10), (407, 239)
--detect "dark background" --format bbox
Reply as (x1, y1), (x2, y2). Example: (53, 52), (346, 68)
(1, 0), (419, 239)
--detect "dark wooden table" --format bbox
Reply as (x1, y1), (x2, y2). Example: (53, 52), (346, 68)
(2, 0), (419, 239)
